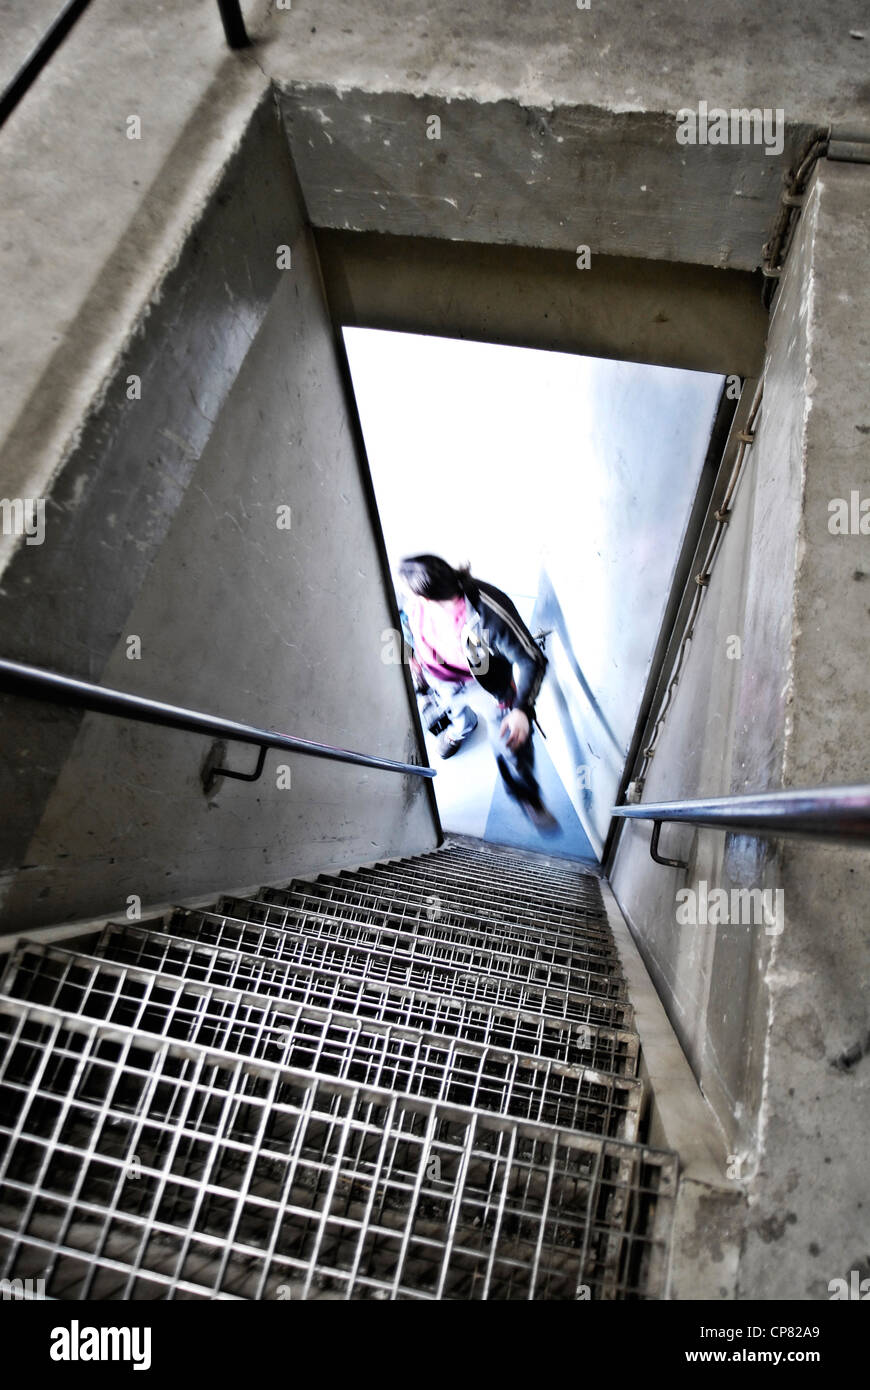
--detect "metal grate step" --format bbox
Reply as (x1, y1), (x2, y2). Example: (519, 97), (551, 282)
(0, 841), (675, 1299)
(1, 944), (643, 1139)
(93, 920), (635, 1029)
(163, 908), (627, 1003)
(410, 849), (603, 901)
(0, 998), (676, 1300)
(218, 892), (621, 974)
(339, 862), (608, 922)
(268, 877), (614, 950)
(77, 926), (642, 1074)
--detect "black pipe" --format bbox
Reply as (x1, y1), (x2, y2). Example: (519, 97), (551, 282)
(0, 658), (435, 780)
(0, 0), (251, 132)
(216, 0), (251, 49)
(0, 0), (94, 129)
(612, 785), (870, 844)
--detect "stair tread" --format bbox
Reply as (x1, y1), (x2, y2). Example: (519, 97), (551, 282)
(0, 971), (643, 1139)
(0, 995), (675, 1301)
(165, 908), (629, 1001)
(1, 938), (641, 1071)
(87, 921), (635, 1028)
(0, 842), (676, 1300)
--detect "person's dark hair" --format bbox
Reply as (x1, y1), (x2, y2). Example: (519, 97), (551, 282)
(398, 554), (477, 602)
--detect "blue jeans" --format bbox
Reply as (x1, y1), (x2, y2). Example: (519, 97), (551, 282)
(486, 692), (543, 808)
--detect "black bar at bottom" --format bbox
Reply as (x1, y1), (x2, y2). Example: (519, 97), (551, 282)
(216, 0), (251, 48)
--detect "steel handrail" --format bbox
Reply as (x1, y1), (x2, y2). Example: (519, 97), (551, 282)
(612, 784), (870, 865)
(0, 657), (435, 784)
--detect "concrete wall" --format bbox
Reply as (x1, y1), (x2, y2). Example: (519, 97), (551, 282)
(0, 0), (272, 579)
(277, 84), (814, 272)
(539, 358), (723, 857)
(318, 231), (767, 379)
(258, 0), (868, 130)
(609, 402), (768, 1152)
(0, 93), (438, 930)
(0, 1), (70, 95)
(610, 160), (870, 1298)
(738, 160), (870, 1300)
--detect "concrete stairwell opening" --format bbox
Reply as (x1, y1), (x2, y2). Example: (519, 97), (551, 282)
(0, 838), (704, 1300)
(1, 0), (868, 1312)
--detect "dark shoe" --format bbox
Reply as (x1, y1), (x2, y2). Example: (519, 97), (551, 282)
(421, 697), (451, 736)
(437, 708), (478, 759)
(521, 800), (560, 835)
(438, 730), (465, 759)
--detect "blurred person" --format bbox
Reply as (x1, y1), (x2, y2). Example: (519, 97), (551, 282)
(399, 554), (559, 834)
(399, 604), (479, 760)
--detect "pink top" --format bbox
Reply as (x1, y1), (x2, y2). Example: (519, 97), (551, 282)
(407, 595), (472, 683)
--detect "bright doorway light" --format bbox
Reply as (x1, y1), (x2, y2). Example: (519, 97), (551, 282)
(345, 328), (723, 860)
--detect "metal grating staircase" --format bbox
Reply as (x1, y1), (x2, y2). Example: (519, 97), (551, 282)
(0, 840), (678, 1300)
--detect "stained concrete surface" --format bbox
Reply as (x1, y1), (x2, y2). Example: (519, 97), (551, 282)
(611, 160), (870, 1298)
(1, 95), (297, 891)
(737, 161), (870, 1299)
(0, 0), (270, 575)
(277, 85), (813, 271)
(254, 1), (869, 125)
(0, 96), (437, 928)
(264, 1), (866, 270)
(0, 1), (70, 98)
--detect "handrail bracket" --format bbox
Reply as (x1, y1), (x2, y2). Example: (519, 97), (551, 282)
(202, 740), (268, 795)
(650, 820), (688, 870)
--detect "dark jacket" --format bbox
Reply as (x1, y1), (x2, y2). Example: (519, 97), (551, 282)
(459, 579), (547, 716)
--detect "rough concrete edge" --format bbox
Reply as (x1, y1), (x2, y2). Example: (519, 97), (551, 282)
(265, 66), (824, 129)
(600, 880), (729, 1181)
(0, 51), (272, 579)
(666, 1173), (748, 1302)
(600, 879), (748, 1299)
(747, 167), (819, 1198)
